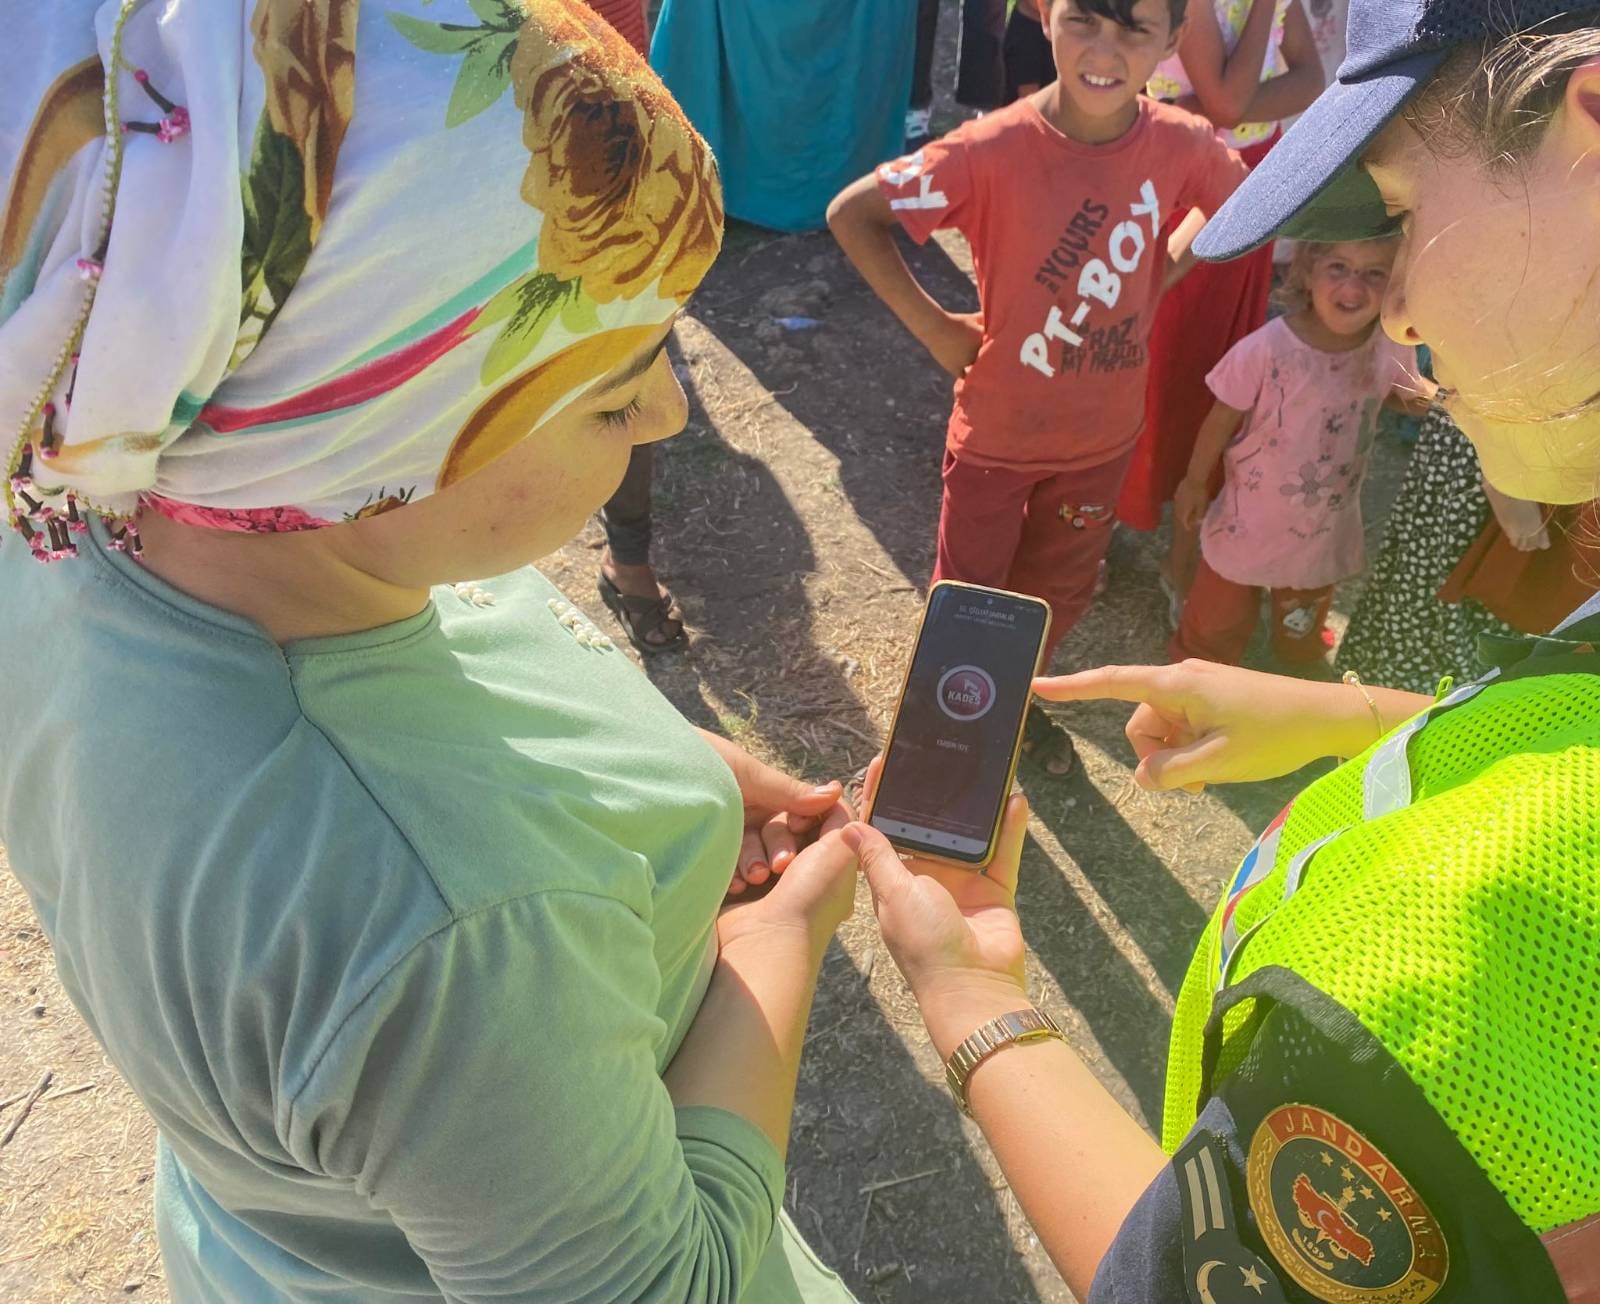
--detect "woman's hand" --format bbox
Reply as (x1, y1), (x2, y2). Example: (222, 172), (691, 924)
(845, 759), (1031, 1055)
(1033, 662), (1430, 794)
(698, 730), (851, 896)
(716, 827), (859, 962)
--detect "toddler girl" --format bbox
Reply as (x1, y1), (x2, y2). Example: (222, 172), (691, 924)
(1170, 238), (1429, 666)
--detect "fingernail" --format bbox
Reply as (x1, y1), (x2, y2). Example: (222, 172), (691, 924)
(811, 783), (841, 795)
(840, 824), (865, 850)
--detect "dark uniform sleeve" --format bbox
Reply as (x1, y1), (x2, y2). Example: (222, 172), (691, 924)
(1088, 1098), (1286, 1304)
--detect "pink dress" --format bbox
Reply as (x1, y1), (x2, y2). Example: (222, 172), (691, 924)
(1200, 316), (1421, 590)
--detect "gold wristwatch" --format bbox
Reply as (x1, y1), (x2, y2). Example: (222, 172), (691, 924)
(944, 1007), (1067, 1115)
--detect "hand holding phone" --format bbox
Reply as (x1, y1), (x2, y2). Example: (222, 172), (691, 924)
(868, 582), (1050, 867)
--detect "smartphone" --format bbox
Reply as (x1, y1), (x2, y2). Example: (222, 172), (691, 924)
(869, 581), (1050, 867)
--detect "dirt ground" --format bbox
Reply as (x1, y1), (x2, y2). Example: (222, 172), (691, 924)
(0, 5), (1413, 1300)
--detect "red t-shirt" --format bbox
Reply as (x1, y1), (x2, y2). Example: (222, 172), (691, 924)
(877, 98), (1246, 472)
(585, 0), (647, 55)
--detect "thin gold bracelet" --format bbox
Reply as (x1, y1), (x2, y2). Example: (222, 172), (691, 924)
(1342, 670), (1384, 741)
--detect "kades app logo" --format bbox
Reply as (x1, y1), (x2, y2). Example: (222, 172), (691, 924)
(936, 665), (996, 722)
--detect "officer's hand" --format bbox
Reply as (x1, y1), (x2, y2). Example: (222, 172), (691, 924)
(1034, 662), (1392, 794)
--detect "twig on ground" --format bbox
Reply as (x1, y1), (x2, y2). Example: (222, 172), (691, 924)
(825, 717), (879, 746)
(803, 1014), (855, 1047)
(40, 1082), (95, 1103)
(858, 1167), (943, 1195)
(0, 1248), (40, 1267)
(855, 558), (899, 581)
(0, 1069), (53, 1146)
(852, 1188), (876, 1268)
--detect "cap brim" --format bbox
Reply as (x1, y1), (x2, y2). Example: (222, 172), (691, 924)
(1194, 48), (1448, 261)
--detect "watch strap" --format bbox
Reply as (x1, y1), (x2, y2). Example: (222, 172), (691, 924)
(944, 1007), (1066, 1115)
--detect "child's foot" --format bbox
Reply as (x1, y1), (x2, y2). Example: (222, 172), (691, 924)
(905, 106), (933, 151)
(1020, 704), (1078, 778)
(598, 554), (686, 654)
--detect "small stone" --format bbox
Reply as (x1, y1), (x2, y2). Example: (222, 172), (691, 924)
(121, 1277), (143, 1293)
(29, 1002), (45, 1018)
(865, 1262), (902, 1284)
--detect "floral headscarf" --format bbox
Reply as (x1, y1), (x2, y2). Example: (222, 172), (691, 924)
(0, 0), (722, 559)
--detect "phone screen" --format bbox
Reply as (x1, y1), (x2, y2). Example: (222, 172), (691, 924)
(870, 583), (1049, 865)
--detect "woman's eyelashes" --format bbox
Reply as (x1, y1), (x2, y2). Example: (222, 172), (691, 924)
(598, 395), (645, 429)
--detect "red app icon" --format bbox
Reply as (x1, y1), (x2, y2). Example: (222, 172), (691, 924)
(936, 664), (997, 722)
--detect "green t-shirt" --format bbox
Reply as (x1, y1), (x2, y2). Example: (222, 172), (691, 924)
(0, 528), (851, 1302)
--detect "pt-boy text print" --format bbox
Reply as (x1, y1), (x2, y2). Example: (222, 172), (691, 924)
(1020, 182), (1160, 379)
(878, 147), (1165, 383)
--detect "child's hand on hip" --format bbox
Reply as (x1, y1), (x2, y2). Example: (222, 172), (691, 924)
(923, 311), (983, 378)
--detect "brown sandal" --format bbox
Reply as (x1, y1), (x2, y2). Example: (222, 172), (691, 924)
(597, 573), (686, 655)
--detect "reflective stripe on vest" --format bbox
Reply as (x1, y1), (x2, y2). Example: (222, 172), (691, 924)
(1217, 672), (1507, 989)
(1363, 678), (1492, 820)
(1218, 829), (1346, 990)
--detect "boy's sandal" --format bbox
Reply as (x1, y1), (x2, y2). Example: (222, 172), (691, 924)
(597, 572), (686, 656)
(1019, 704), (1079, 779)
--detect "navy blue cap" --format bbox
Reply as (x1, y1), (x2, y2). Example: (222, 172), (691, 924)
(1194, 0), (1592, 261)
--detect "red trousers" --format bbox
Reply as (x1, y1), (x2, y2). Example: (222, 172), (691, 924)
(934, 449), (1134, 663)
(1169, 555), (1334, 666)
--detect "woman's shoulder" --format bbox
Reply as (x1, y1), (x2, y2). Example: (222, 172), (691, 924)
(286, 566), (741, 920)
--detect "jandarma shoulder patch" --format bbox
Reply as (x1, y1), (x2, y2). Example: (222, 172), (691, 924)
(1247, 1104), (1448, 1302)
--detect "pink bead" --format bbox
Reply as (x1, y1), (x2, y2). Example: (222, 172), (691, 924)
(157, 113), (190, 144)
(75, 258), (103, 283)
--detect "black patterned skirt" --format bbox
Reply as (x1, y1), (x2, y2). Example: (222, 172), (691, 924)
(1335, 410), (1516, 695)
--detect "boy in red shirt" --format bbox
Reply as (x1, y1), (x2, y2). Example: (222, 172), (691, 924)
(830, 0), (1245, 774)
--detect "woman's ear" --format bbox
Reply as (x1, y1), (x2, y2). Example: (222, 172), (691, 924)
(1559, 55), (1600, 182)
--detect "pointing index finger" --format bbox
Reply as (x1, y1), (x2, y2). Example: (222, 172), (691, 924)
(1033, 664), (1172, 707)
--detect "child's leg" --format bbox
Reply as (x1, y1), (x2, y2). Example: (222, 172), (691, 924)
(1267, 585), (1337, 665)
(1168, 556), (1262, 665)
(1003, 454), (1132, 664)
(932, 452), (1036, 591)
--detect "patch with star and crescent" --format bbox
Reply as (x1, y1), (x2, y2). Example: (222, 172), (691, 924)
(1246, 1104), (1447, 1302)
(1173, 1130), (1286, 1304)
